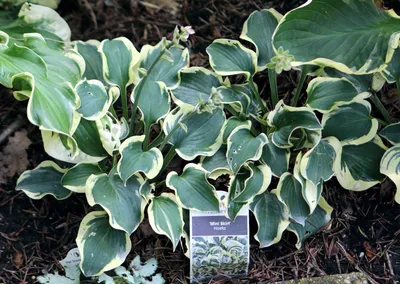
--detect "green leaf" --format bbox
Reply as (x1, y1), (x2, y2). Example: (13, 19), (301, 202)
(139, 41), (189, 88)
(86, 172), (145, 234)
(287, 197), (333, 249)
(0, 34), (81, 136)
(250, 190), (290, 248)
(226, 125), (268, 174)
(163, 107), (225, 160)
(171, 67), (222, 107)
(75, 40), (108, 85)
(335, 136), (387, 191)
(99, 37), (139, 92)
(148, 193), (183, 250)
(62, 162), (103, 193)
(118, 135), (163, 182)
(240, 9), (280, 69)
(199, 145), (231, 179)
(300, 137), (341, 186)
(16, 161), (71, 200)
(275, 173), (310, 225)
(267, 100), (322, 148)
(306, 77), (364, 113)
(75, 79), (112, 121)
(380, 122), (400, 145)
(260, 142), (290, 177)
(232, 163), (271, 203)
(273, 0), (400, 74)
(132, 79), (170, 129)
(77, 211), (131, 277)
(380, 146), (400, 204)
(166, 164), (220, 212)
(383, 46), (400, 83)
(206, 39), (257, 79)
(322, 100), (378, 145)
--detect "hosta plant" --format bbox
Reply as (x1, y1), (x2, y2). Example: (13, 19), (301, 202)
(1, 0), (400, 278)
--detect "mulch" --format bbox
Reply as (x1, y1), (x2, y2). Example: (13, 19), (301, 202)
(1, 0), (400, 283)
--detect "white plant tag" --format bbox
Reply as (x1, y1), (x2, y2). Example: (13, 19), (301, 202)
(190, 191), (250, 283)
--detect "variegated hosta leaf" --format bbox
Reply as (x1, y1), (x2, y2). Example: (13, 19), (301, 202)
(380, 146), (400, 204)
(77, 211), (131, 277)
(335, 136), (387, 191)
(86, 171), (145, 234)
(16, 161), (71, 200)
(322, 100), (378, 146)
(250, 190), (290, 248)
(231, 163), (271, 204)
(132, 79), (170, 129)
(260, 142), (290, 177)
(166, 164), (220, 212)
(382, 45), (400, 83)
(199, 145), (231, 179)
(206, 39), (257, 79)
(323, 67), (386, 93)
(118, 135), (163, 182)
(217, 85), (251, 115)
(75, 79), (112, 121)
(273, 0), (400, 74)
(139, 179), (154, 202)
(148, 193), (183, 250)
(222, 118), (251, 143)
(99, 37), (139, 93)
(275, 173), (310, 226)
(75, 40), (107, 85)
(1, 3), (69, 47)
(171, 67), (222, 107)
(300, 137), (341, 186)
(267, 100), (322, 149)
(226, 125), (268, 174)
(240, 9), (280, 69)
(0, 34), (81, 136)
(163, 107), (225, 160)
(306, 77), (363, 113)
(293, 152), (323, 215)
(287, 197), (333, 249)
(380, 122), (400, 145)
(96, 113), (122, 156)
(139, 40), (189, 88)
(62, 162), (103, 193)
(41, 118), (108, 164)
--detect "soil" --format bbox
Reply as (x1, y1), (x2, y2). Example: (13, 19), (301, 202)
(1, 0), (400, 283)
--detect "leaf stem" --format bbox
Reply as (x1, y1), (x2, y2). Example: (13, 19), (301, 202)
(292, 67), (309, 106)
(249, 78), (268, 114)
(129, 41), (174, 136)
(148, 131), (165, 148)
(110, 104), (117, 117)
(267, 69), (279, 108)
(143, 124), (151, 151)
(161, 146), (176, 173)
(121, 88), (129, 121)
(396, 76), (400, 99)
(369, 92), (393, 124)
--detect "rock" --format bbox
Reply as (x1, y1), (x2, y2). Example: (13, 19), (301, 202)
(276, 272), (368, 284)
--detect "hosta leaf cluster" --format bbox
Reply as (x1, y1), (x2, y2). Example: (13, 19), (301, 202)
(2, 0), (400, 278)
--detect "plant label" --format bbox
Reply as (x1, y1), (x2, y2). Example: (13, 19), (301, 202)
(190, 191), (250, 282)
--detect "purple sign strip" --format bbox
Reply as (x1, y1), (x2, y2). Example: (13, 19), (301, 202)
(192, 215), (248, 236)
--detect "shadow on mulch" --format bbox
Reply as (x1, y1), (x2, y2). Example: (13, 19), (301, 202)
(1, 0), (400, 283)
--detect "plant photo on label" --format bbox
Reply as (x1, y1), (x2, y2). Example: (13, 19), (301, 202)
(0, 0), (399, 282)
